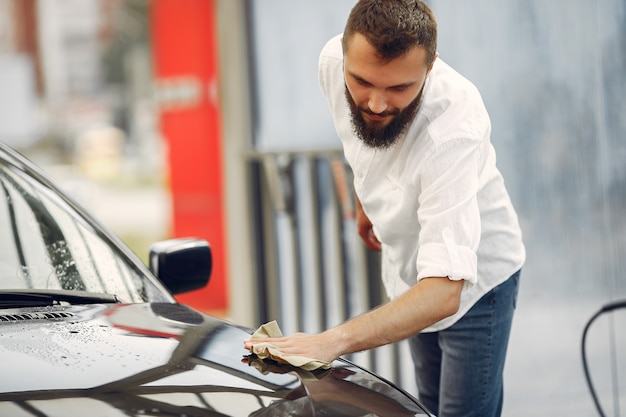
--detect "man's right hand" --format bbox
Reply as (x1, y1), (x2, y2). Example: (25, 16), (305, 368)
(355, 196), (382, 251)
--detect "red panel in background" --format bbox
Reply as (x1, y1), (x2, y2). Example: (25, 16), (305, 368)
(150, 0), (228, 314)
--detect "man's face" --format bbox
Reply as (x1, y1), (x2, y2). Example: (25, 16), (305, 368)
(343, 33), (433, 149)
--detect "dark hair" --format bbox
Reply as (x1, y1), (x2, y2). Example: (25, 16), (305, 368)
(342, 0), (438, 65)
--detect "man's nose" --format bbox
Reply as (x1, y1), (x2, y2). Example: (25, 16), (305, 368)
(368, 90), (388, 114)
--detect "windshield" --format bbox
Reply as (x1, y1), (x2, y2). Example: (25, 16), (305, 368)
(0, 155), (170, 304)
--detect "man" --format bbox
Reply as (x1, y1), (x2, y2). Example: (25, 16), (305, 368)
(245, 1), (525, 415)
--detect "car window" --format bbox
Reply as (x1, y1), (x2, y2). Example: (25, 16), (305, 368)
(0, 158), (169, 303)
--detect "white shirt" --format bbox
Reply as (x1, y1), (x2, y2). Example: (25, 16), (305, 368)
(319, 34), (525, 332)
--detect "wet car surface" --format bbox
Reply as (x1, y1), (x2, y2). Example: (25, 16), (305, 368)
(0, 142), (434, 416)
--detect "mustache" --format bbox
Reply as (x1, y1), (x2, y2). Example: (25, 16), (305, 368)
(359, 107), (400, 118)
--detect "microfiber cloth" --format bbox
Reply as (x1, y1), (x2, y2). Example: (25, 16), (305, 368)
(248, 320), (332, 371)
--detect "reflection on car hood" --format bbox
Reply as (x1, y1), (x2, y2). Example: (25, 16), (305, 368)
(0, 303), (430, 416)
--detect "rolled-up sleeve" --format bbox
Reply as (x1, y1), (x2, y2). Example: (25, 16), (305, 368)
(417, 233), (478, 284)
(415, 138), (481, 284)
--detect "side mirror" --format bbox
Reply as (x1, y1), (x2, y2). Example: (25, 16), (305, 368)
(149, 238), (212, 294)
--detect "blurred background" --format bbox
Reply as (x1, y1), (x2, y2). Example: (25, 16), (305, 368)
(1, 0), (624, 415)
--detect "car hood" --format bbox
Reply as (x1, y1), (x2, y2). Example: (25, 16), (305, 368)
(0, 303), (430, 416)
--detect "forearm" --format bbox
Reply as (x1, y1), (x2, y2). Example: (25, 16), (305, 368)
(243, 276), (464, 364)
(326, 277), (463, 356)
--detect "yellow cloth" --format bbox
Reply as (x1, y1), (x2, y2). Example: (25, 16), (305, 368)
(248, 320), (331, 371)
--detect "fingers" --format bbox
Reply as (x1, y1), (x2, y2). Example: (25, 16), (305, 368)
(243, 335), (311, 357)
(358, 227), (381, 251)
(365, 229), (382, 251)
(244, 335), (337, 364)
(243, 336), (286, 351)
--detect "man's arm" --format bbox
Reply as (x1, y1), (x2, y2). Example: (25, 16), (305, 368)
(243, 276), (463, 363)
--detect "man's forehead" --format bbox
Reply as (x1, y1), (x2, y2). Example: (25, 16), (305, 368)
(345, 33), (429, 66)
(344, 33), (430, 85)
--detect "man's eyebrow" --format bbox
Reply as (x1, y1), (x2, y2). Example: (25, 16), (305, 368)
(348, 70), (418, 89)
(348, 71), (373, 86)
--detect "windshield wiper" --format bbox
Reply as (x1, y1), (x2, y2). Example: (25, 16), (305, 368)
(0, 289), (119, 308)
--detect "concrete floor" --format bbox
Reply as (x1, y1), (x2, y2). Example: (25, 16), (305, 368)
(503, 295), (625, 417)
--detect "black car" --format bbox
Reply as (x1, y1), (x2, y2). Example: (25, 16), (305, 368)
(0, 141), (434, 416)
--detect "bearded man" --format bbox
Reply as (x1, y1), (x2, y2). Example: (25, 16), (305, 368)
(246, 1), (525, 415)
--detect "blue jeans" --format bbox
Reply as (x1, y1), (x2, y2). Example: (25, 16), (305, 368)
(408, 270), (520, 417)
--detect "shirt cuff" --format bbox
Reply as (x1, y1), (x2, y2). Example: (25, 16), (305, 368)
(416, 229), (478, 284)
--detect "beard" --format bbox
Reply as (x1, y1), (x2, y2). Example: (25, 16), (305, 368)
(344, 84), (423, 150)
